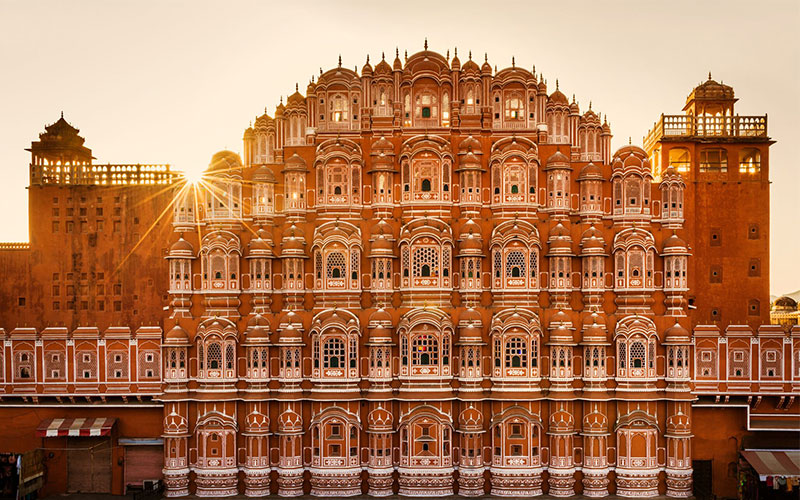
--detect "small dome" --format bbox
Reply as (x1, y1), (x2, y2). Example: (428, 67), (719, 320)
(283, 153), (307, 171)
(247, 313), (269, 328)
(458, 406), (483, 432)
(248, 230), (273, 255)
(569, 100), (580, 114)
(461, 58), (479, 73)
(481, 56), (492, 74)
(458, 135), (482, 154)
(370, 219), (393, 238)
(253, 165), (276, 183)
(286, 89), (305, 107)
(367, 325), (392, 343)
(544, 150), (572, 170)
(612, 145), (649, 174)
(169, 237), (194, 258)
(450, 52), (461, 70)
(165, 324), (190, 343)
(369, 308), (393, 325)
(367, 407), (393, 431)
(278, 324), (303, 343)
(278, 408), (303, 432)
(371, 236), (393, 252)
(580, 225), (605, 251)
(393, 50), (403, 70)
(374, 55), (392, 74)
(361, 57), (373, 75)
(582, 313), (608, 343)
(664, 322), (691, 344)
(459, 219), (482, 239)
(245, 315), (270, 342)
(550, 309), (572, 325)
(774, 296), (797, 310)
(577, 162), (603, 181)
(460, 307), (482, 325)
(549, 89), (569, 105)
(371, 135), (394, 154)
(662, 234), (688, 252)
(207, 150), (243, 173)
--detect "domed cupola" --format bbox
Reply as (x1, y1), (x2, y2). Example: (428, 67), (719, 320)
(248, 228), (274, 258)
(244, 313), (271, 344)
(280, 224), (306, 256)
(457, 307), (484, 343)
(168, 237), (195, 259)
(165, 324), (191, 345)
(579, 225), (606, 256)
(457, 219), (483, 257)
(547, 222), (573, 256)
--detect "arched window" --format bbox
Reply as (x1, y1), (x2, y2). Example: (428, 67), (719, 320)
(415, 92), (438, 122)
(668, 148), (690, 173)
(699, 148), (728, 172)
(323, 338), (345, 369)
(198, 334), (237, 380)
(331, 95), (348, 122)
(739, 148), (761, 174)
(412, 334), (438, 366)
(505, 337), (527, 368)
(505, 93), (524, 120)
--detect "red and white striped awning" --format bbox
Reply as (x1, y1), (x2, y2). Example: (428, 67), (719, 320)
(741, 450), (800, 479)
(36, 418), (116, 437)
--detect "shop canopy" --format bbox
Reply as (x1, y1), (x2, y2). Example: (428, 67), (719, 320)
(741, 450), (800, 480)
(36, 417), (117, 437)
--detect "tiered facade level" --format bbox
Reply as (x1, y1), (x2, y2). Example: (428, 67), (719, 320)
(0, 48), (795, 499)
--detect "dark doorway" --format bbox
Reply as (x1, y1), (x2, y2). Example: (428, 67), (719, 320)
(693, 459), (713, 500)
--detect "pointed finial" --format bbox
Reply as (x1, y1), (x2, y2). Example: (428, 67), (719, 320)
(512, 56), (515, 67)
(532, 64), (536, 74)
(454, 47), (458, 57)
(60, 111), (64, 119)
(280, 96), (283, 104)
(320, 67), (323, 75)
(494, 65), (497, 73)
(366, 54), (370, 64)
(404, 49), (408, 60)
(589, 101), (592, 110)
(468, 50), (472, 60)
(484, 52), (488, 62)
(556, 79), (559, 90)
(708, 71), (712, 80)
(295, 82), (298, 92)
(381, 51), (385, 60)
(572, 94), (576, 103)
(264, 107), (267, 114)
(396, 47), (399, 58)
(338, 55), (342, 67)
(629, 136), (632, 145)
(446, 49), (449, 59)
(424, 37), (428, 50)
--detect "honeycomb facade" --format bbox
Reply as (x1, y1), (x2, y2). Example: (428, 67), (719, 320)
(1, 47), (795, 499)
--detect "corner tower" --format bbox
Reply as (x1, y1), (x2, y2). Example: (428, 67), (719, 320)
(644, 75), (772, 327)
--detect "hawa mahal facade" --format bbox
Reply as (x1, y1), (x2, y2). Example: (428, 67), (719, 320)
(1, 45), (797, 499)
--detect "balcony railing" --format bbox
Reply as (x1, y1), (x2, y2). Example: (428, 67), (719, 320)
(644, 114), (767, 150)
(32, 163), (177, 186)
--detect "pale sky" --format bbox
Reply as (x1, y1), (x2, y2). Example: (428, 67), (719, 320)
(1, 0), (798, 294)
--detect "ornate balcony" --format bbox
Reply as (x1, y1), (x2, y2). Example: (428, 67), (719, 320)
(644, 114), (767, 150)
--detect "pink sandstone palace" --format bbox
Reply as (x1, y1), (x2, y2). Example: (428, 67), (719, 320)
(0, 44), (796, 499)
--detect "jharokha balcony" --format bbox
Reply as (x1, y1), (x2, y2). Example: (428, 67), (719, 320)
(644, 113), (768, 150)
